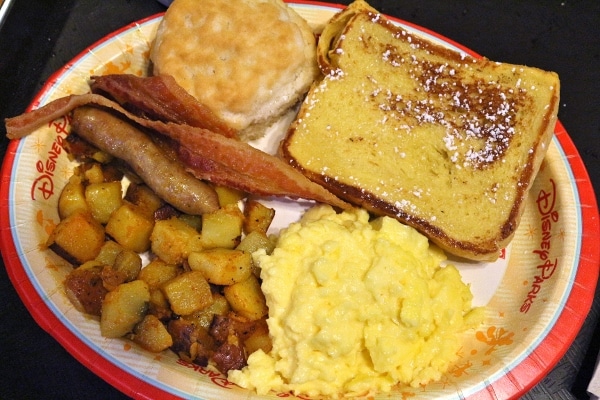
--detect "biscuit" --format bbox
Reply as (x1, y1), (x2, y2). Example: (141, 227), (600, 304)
(150, 0), (318, 140)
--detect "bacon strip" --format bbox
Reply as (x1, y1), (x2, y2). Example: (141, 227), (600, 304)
(141, 122), (351, 209)
(5, 90), (351, 209)
(6, 94), (118, 140)
(90, 74), (238, 139)
(6, 95), (88, 140)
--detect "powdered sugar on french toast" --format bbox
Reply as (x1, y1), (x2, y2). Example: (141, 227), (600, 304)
(375, 31), (529, 170)
(283, 8), (559, 260)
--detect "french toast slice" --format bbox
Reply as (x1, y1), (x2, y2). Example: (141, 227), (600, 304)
(280, 4), (560, 261)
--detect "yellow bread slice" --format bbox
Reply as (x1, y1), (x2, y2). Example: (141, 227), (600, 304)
(280, 5), (560, 261)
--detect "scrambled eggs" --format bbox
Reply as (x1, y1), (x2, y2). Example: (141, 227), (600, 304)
(228, 205), (483, 398)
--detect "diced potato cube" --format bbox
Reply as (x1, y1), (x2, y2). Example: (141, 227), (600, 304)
(162, 271), (213, 316)
(184, 293), (230, 330)
(188, 249), (252, 285)
(85, 181), (123, 224)
(78, 259), (106, 270)
(82, 162), (105, 184)
(47, 210), (105, 264)
(236, 230), (276, 255)
(223, 275), (267, 320)
(243, 200), (275, 234)
(213, 185), (246, 207)
(178, 214), (202, 231)
(200, 204), (244, 249)
(150, 217), (203, 265)
(113, 250), (142, 282)
(236, 231), (276, 277)
(137, 259), (181, 289)
(94, 240), (124, 266)
(124, 183), (164, 219)
(105, 202), (154, 253)
(133, 314), (173, 352)
(100, 280), (150, 338)
(244, 318), (272, 355)
(58, 175), (90, 219)
(148, 288), (172, 320)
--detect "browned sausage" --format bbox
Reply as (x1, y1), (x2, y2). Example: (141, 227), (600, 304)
(71, 106), (220, 215)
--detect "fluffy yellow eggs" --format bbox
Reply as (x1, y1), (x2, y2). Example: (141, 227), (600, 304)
(228, 205), (483, 398)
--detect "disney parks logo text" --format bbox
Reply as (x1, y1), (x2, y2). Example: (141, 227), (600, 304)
(521, 179), (559, 313)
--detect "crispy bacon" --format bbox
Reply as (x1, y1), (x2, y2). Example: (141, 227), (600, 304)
(148, 122), (351, 209)
(5, 84), (351, 209)
(6, 94), (90, 140)
(90, 74), (238, 139)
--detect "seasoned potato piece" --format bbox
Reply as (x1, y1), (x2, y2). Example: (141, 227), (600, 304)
(85, 181), (123, 224)
(124, 183), (164, 219)
(236, 230), (276, 255)
(133, 314), (173, 352)
(113, 249), (142, 282)
(162, 271), (213, 316)
(200, 204), (244, 249)
(64, 263), (107, 316)
(105, 202), (154, 253)
(82, 162), (105, 184)
(100, 280), (150, 338)
(150, 217), (204, 265)
(148, 288), (172, 321)
(137, 259), (181, 289)
(213, 185), (246, 207)
(95, 240), (124, 266)
(58, 175), (89, 219)
(243, 318), (272, 355)
(184, 293), (230, 330)
(78, 259), (106, 271)
(243, 200), (275, 234)
(236, 230), (276, 277)
(188, 249), (252, 285)
(178, 213), (202, 231)
(47, 210), (105, 264)
(223, 275), (268, 320)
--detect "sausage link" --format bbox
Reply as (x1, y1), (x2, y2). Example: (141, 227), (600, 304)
(71, 106), (220, 215)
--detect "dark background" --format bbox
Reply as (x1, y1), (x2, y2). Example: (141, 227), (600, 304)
(1, 0), (598, 399)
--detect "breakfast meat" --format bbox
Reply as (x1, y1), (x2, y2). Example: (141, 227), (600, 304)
(151, 120), (352, 210)
(5, 87), (351, 210)
(90, 74), (238, 138)
(70, 106), (220, 215)
(280, 0), (560, 261)
(150, 0), (319, 140)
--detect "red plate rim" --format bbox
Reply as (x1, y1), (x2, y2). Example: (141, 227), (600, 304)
(1, 3), (598, 399)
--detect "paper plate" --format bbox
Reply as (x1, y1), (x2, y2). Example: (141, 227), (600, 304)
(1, 2), (599, 399)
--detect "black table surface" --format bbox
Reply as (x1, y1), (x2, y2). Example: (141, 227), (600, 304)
(1, 0), (599, 399)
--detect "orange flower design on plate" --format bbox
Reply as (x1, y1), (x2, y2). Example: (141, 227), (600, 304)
(36, 209), (56, 238)
(476, 326), (515, 355)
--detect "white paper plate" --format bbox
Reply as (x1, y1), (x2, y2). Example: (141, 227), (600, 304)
(1, 3), (599, 399)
